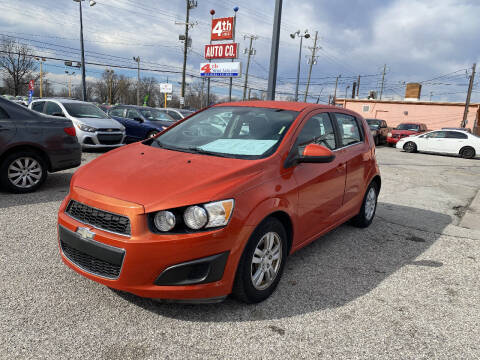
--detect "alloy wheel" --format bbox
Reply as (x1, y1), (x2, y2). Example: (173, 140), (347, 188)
(250, 232), (282, 290)
(7, 157), (43, 189)
(365, 187), (377, 221)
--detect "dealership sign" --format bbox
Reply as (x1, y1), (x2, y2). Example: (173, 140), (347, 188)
(204, 43), (238, 59)
(211, 17), (234, 41)
(159, 83), (173, 93)
(200, 62), (241, 77)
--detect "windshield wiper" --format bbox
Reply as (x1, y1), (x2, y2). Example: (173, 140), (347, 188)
(186, 146), (230, 157)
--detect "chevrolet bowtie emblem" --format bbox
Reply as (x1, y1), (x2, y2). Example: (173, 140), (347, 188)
(76, 227), (95, 240)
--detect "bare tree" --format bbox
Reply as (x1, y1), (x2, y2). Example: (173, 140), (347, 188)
(0, 37), (38, 96)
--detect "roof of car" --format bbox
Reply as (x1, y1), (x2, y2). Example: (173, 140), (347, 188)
(214, 100), (338, 112)
(31, 98), (86, 104)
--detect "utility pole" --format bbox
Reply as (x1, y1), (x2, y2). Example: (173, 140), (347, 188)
(106, 69), (114, 105)
(243, 35), (257, 100)
(75, 0), (96, 101)
(379, 64), (387, 100)
(133, 56), (140, 105)
(179, 0), (197, 108)
(462, 63), (476, 128)
(248, 88), (252, 100)
(304, 30), (319, 102)
(351, 82), (356, 98)
(267, 0), (283, 100)
(333, 74), (341, 105)
(228, 7), (239, 101)
(356, 75), (360, 98)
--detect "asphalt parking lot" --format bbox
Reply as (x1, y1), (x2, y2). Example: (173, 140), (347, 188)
(1, 146), (480, 359)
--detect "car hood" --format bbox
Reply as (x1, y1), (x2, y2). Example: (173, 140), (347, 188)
(391, 129), (419, 135)
(71, 116), (123, 129)
(72, 142), (268, 213)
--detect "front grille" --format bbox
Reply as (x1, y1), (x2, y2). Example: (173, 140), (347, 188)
(66, 200), (131, 236)
(61, 240), (122, 278)
(97, 128), (120, 132)
(97, 133), (123, 145)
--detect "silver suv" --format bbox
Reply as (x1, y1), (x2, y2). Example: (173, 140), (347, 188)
(29, 99), (125, 149)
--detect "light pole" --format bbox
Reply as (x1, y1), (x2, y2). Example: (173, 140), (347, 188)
(133, 56), (140, 106)
(74, 0), (96, 102)
(65, 71), (75, 98)
(35, 57), (46, 98)
(290, 30), (310, 102)
(266, 0), (283, 100)
(344, 85), (350, 107)
(105, 69), (114, 105)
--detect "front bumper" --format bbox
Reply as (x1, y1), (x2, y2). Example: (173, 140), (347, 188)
(386, 137), (400, 144)
(76, 129), (125, 148)
(57, 187), (252, 300)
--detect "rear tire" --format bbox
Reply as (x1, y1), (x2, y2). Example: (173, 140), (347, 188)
(403, 141), (417, 153)
(460, 146), (475, 159)
(350, 182), (378, 228)
(232, 217), (287, 304)
(0, 151), (48, 193)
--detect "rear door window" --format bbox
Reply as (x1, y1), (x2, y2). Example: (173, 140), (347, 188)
(446, 131), (468, 139)
(333, 113), (363, 147)
(31, 101), (45, 113)
(109, 108), (125, 117)
(166, 110), (183, 121)
(45, 102), (63, 116)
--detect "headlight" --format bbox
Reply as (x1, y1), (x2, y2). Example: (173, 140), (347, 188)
(154, 211), (176, 232)
(184, 206), (208, 229)
(204, 199), (234, 227)
(77, 123), (97, 132)
(150, 199), (234, 233)
(387, 132), (392, 137)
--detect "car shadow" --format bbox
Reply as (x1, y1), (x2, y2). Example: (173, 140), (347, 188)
(112, 202), (452, 321)
(0, 172), (73, 209)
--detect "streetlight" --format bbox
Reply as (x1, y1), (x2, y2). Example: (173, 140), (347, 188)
(65, 71), (76, 98)
(133, 56), (140, 106)
(35, 57), (46, 98)
(105, 69), (114, 105)
(290, 29), (310, 102)
(74, 0), (96, 102)
(344, 85), (350, 107)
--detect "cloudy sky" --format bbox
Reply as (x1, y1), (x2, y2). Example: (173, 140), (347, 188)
(0, 0), (479, 103)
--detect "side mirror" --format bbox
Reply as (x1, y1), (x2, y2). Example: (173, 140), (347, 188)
(133, 117), (143, 123)
(52, 112), (65, 117)
(298, 144), (335, 163)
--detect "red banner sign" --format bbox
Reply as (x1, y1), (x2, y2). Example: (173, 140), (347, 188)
(204, 43), (238, 59)
(211, 17), (234, 41)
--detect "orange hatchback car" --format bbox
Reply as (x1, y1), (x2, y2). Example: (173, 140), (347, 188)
(57, 101), (381, 303)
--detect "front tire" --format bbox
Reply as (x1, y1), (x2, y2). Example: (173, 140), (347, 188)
(460, 146), (475, 159)
(350, 182), (378, 228)
(403, 141), (417, 153)
(0, 151), (48, 193)
(232, 217), (287, 303)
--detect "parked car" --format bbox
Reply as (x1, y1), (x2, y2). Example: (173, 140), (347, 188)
(366, 118), (390, 145)
(157, 108), (194, 121)
(387, 122), (428, 146)
(396, 129), (480, 159)
(108, 105), (175, 142)
(29, 99), (125, 149)
(0, 97), (81, 193)
(57, 101), (381, 303)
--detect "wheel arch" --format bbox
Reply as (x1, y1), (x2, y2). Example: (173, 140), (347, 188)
(459, 145), (476, 156)
(0, 144), (51, 171)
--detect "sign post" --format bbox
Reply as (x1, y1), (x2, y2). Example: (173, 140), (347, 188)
(204, 8), (240, 104)
(160, 83), (173, 108)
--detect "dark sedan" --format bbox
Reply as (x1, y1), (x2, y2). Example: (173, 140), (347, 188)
(0, 97), (81, 193)
(108, 105), (175, 142)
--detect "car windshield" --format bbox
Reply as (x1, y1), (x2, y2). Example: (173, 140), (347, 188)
(366, 119), (381, 129)
(63, 103), (109, 119)
(396, 123), (420, 131)
(139, 108), (174, 122)
(149, 106), (299, 159)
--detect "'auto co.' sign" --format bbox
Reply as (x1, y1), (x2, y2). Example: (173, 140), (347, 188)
(204, 43), (238, 60)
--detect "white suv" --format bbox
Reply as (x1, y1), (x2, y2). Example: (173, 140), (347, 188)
(29, 99), (125, 149)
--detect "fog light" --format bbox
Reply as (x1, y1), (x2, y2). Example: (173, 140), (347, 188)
(154, 211), (176, 232)
(184, 206), (208, 230)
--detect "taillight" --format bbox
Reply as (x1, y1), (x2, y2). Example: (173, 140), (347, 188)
(64, 126), (76, 136)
